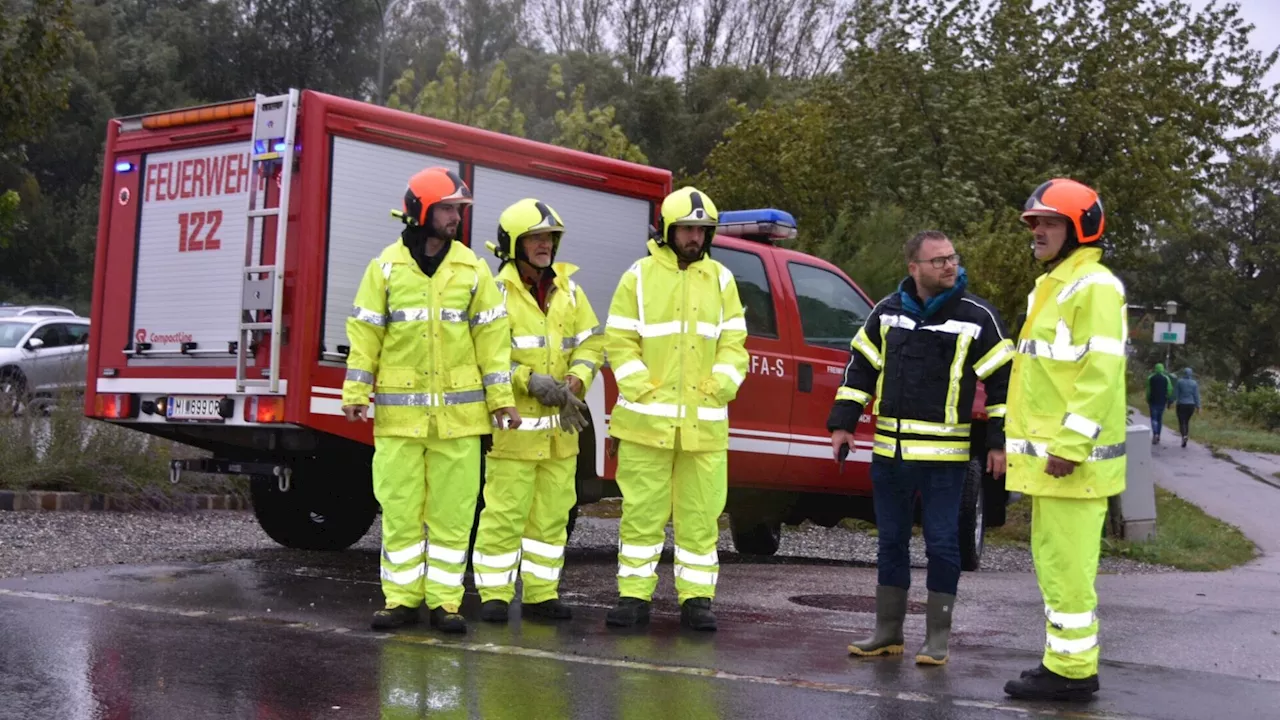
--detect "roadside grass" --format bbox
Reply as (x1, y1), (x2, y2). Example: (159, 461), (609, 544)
(986, 488), (1257, 572)
(0, 388), (246, 504)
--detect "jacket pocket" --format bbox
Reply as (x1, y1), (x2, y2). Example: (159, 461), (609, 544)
(377, 367), (418, 390)
(449, 365), (482, 390)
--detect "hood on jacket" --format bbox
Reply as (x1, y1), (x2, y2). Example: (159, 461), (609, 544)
(1154, 363), (1165, 373)
(1182, 368), (1194, 378)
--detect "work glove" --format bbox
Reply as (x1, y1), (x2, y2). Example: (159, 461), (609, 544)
(528, 373), (571, 407)
(559, 394), (590, 433)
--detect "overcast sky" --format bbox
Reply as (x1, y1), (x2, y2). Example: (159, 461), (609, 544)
(1187, 0), (1280, 91)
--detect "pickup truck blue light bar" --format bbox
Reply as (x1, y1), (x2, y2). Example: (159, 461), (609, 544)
(717, 208), (798, 243)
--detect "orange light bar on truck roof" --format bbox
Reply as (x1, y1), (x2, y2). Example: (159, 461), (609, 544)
(141, 100), (257, 129)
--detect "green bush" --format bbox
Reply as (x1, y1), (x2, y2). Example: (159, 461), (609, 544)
(1205, 381), (1280, 430)
(0, 389), (247, 503)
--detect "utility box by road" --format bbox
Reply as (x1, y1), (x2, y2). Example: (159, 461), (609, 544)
(1111, 421), (1158, 542)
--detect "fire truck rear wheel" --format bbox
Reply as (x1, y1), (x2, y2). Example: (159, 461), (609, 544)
(249, 472), (378, 551)
(958, 457), (986, 572)
(729, 513), (783, 556)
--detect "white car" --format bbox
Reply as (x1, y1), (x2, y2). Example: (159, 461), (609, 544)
(0, 316), (91, 414)
(0, 304), (78, 317)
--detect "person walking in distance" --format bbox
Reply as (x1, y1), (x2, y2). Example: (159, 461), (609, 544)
(1175, 367), (1201, 448)
(1146, 363), (1174, 444)
(602, 187), (749, 632)
(472, 198), (604, 624)
(1002, 178), (1128, 702)
(828, 230), (1013, 666)
(343, 167), (521, 634)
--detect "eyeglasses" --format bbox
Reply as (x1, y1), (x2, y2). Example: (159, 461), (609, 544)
(918, 253), (961, 269)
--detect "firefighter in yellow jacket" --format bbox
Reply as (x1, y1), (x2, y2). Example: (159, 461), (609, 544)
(603, 186), (749, 631)
(471, 198), (604, 623)
(342, 167), (521, 634)
(1002, 178), (1127, 702)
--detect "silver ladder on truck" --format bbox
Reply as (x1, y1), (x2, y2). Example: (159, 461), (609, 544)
(235, 89), (300, 393)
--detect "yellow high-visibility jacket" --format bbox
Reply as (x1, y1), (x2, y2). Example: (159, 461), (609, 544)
(491, 261), (604, 460)
(342, 238), (514, 439)
(1005, 246), (1128, 499)
(604, 240), (750, 453)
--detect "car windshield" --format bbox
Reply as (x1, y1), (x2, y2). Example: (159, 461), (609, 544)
(0, 322), (32, 348)
(0, 308), (20, 317)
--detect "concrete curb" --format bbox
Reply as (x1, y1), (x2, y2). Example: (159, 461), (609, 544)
(0, 490), (250, 512)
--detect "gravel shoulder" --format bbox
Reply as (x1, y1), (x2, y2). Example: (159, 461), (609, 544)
(0, 508), (1168, 580)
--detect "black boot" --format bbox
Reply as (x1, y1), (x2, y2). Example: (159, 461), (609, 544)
(371, 605), (420, 630)
(1004, 664), (1099, 701)
(429, 606), (467, 634)
(914, 591), (954, 665)
(1182, 435), (1188, 448)
(848, 585), (907, 656)
(523, 598), (573, 621)
(680, 598), (717, 631)
(479, 599), (510, 623)
(605, 597), (651, 628)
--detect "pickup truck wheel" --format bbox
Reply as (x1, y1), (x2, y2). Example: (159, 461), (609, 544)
(249, 471), (377, 551)
(730, 513), (782, 556)
(959, 458), (985, 572)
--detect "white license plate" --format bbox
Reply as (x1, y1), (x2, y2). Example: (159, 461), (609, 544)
(166, 395), (226, 422)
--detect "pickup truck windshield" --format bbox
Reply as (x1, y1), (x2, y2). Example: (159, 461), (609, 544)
(788, 262), (873, 351)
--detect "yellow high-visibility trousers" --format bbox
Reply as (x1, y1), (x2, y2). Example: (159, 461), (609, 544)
(615, 439), (727, 604)
(472, 456), (577, 604)
(1031, 495), (1109, 679)
(373, 423), (480, 613)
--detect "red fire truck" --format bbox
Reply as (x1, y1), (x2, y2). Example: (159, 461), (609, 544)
(85, 89), (1006, 570)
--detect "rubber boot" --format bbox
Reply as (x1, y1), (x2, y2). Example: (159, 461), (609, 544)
(605, 597), (651, 628)
(429, 606), (467, 634)
(523, 598), (573, 621)
(848, 585), (907, 656)
(680, 598), (717, 631)
(1004, 664), (1099, 701)
(480, 599), (509, 623)
(914, 591), (954, 665)
(371, 605), (420, 631)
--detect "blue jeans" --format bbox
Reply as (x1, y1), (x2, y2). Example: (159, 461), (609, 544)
(1149, 404), (1166, 437)
(870, 458), (967, 594)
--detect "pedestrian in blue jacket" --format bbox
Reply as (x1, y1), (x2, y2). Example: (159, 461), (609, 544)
(1175, 368), (1201, 448)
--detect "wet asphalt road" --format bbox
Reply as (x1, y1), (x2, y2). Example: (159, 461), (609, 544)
(2, 549), (1278, 720)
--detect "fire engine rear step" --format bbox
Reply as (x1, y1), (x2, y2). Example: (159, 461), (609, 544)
(235, 89), (300, 394)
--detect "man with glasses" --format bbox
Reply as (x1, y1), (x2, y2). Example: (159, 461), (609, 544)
(828, 230), (1013, 666)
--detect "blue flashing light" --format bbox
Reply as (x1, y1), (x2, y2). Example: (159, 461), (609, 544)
(717, 208), (798, 243)
(274, 142), (287, 152)
(115, 161), (136, 173)
(254, 140), (267, 155)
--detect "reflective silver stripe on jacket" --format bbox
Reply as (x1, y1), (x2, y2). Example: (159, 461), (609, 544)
(1006, 439), (1126, 461)
(512, 335), (547, 349)
(471, 306), (507, 326)
(351, 306), (387, 327)
(483, 372), (511, 387)
(345, 369), (375, 385)
(376, 390), (487, 407)
(562, 327), (597, 350)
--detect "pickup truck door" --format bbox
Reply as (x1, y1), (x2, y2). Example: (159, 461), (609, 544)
(715, 245), (792, 485)
(782, 260), (876, 492)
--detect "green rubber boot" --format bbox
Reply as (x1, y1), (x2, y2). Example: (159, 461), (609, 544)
(848, 585), (907, 657)
(915, 591), (955, 665)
